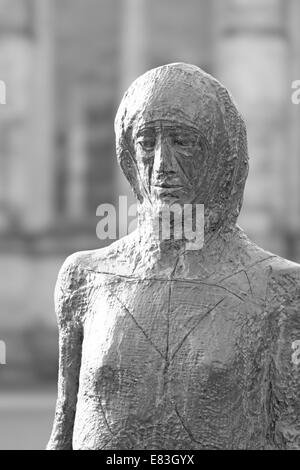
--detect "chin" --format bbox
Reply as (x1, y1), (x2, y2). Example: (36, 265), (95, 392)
(155, 195), (182, 207)
(154, 191), (191, 205)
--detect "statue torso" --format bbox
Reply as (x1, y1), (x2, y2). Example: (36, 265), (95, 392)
(72, 236), (275, 449)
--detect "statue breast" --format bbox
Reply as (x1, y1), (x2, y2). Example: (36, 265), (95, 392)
(73, 275), (269, 450)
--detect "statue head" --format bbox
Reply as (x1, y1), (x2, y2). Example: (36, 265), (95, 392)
(115, 63), (249, 233)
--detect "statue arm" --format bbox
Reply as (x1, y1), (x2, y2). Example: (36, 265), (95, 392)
(46, 255), (85, 450)
(268, 267), (300, 449)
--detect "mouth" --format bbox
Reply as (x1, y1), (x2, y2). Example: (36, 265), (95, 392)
(153, 183), (183, 190)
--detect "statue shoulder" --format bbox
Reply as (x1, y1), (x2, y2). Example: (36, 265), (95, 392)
(54, 249), (107, 327)
(56, 236), (130, 289)
(266, 255), (300, 298)
(54, 236), (137, 326)
(55, 250), (91, 294)
(265, 255), (300, 334)
(54, 251), (90, 328)
(59, 233), (137, 275)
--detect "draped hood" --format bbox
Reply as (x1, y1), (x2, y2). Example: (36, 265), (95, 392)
(115, 63), (249, 233)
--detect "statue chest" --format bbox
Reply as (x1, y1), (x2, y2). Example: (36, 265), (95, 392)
(82, 278), (236, 366)
(79, 276), (264, 399)
(75, 277), (268, 449)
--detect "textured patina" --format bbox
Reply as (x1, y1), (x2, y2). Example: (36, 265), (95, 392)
(47, 64), (300, 450)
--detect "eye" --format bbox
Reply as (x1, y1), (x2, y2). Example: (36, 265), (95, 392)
(172, 134), (196, 147)
(137, 134), (156, 151)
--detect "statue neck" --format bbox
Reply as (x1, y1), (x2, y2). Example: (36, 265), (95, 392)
(134, 205), (237, 275)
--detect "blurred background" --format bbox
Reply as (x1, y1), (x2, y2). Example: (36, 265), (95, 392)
(0, 0), (300, 450)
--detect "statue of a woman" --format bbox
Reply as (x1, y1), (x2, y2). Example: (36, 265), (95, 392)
(47, 63), (300, 450)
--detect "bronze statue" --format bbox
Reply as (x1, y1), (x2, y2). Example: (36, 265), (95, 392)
(47, 63), (300, 450)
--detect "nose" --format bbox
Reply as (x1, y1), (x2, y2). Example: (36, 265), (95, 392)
(153, 135), (176, 178)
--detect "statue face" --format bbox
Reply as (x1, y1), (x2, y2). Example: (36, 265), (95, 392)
(116, 64), (249, 231)
(134, 119), (207, 206)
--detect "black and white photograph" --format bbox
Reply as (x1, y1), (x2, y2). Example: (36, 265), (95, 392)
(0, 0), (299, 454)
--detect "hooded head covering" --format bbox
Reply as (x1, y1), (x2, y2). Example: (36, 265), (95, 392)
(115, 63), (249, 232)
